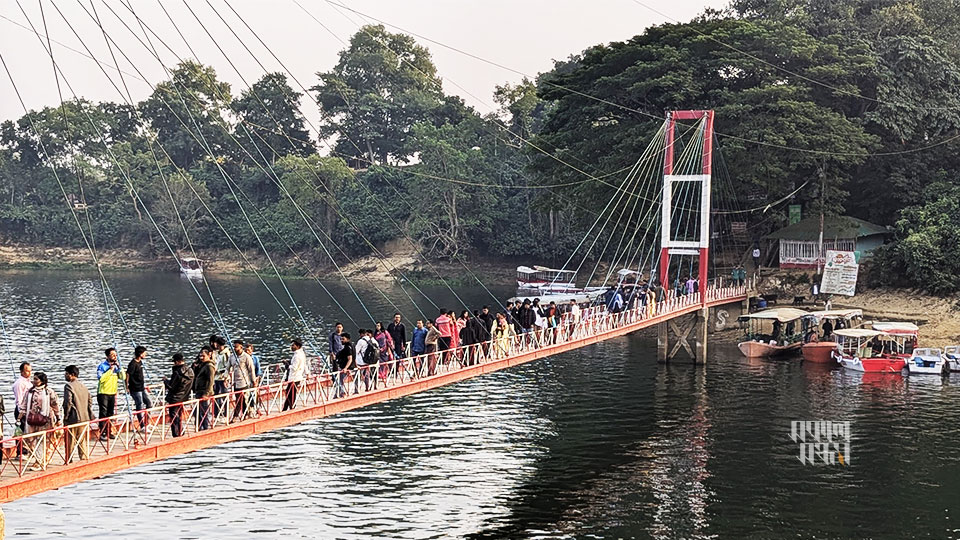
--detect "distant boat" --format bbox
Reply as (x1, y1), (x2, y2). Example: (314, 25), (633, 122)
(179, 257), (204, 278)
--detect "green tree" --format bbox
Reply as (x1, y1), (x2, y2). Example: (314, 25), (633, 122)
(312, 25), (444, 165)
(274, 154), (353, 243)
(139, 61), (232, 169)
(233, 73), (314, 164)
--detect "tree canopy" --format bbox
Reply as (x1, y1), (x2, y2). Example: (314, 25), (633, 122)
(2, 4), (960, 290)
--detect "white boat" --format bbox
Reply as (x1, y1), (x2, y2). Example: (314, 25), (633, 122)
(516, 265), (578, 294)
(179, 257), (204, 277)
(906, 347), (947, 375)
(944, 345), (960, 372)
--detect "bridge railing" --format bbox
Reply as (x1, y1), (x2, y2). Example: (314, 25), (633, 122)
(0, 283), (747, 479)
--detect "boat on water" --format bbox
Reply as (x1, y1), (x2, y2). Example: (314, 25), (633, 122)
(513, 265), (619, 303)
(516, 266), (580, 295)
(905, 347), (947, 375)
(834, 326), (915, 373)
(179, 257), (204, 278)
(737, 308), (816, 358)
(944, 345), (960, 372)
(801, 309), (864, 363)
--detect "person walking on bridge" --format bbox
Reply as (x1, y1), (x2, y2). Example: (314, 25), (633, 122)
(163, 353), (194, 438)
(334, 333), (355, 399)
(62, 365), (94, 462)
(211, 336), (231, 420)
(424, 320), (440, 376)
(328, 323), (343, 373)
(96, 348), (122, 441)
(13, 361), (32, 437)
(387, 313), (407, 360)
(283, 339), (307, 411)
(20, 372), (61, 471)
(193, 346), (216, 431)
(229, 340), (256, 423)
(435, 309), (454, 364)
(518, 299), (536, 348)
(126, 345), (151, 432)
(411, 320), (427, 375)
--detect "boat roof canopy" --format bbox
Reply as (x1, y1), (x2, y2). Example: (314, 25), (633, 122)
(810, 309), (862, 320)
(517, 265), (576, 275)
(871, 322), (919, 334)
(739, 308), (811, 322)
(181, 257), (202, 263)
(835, 328), (884, 338)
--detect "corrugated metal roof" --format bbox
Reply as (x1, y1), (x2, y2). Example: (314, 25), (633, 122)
(763, 216), (890, 241)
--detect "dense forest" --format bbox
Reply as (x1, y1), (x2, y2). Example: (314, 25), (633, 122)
(3, 0), (960, 290)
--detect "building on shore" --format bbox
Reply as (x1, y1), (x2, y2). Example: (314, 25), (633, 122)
(763, 216), (891, 269)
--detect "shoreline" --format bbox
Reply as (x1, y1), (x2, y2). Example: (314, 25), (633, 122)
(0, 243), (517, 286)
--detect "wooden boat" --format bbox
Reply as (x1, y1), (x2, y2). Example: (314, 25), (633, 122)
(801, 309), (863, 363)
(737, 308), (815, 358)
(834, 326), (915, 373)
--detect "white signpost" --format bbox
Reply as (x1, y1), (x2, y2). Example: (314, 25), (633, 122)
(820, 250), (859, 296)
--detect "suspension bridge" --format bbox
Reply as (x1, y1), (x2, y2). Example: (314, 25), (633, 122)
(0, 108), (751, 503)
(0, 1), (759, 506)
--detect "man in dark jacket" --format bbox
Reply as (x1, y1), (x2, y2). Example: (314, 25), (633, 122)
(519, 300), (537, 347)
(164, 353), (195, 437)
(477, 306), (495, 342)
(63, 365), (94, 461)
(192, 346), (216, 431)
(387, 313), (407, 359)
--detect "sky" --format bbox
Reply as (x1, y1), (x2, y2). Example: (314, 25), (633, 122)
(0, 0), (725, 128)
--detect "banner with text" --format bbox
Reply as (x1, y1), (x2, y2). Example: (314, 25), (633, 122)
(820, 250), (859, 296)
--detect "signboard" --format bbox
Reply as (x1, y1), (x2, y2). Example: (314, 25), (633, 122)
(820, 250), (859, 296)
(789, 204), (802, 224)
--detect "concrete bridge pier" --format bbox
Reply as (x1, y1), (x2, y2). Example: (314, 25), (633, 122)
(657, 307), (710, 364)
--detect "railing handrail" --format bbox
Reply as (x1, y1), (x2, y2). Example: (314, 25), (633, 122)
(0, 283), (747, 479)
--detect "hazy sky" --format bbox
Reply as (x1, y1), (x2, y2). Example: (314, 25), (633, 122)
(0, 0), (725, 128)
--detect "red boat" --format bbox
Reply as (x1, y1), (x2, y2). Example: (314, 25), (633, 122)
(834, 323), (918, 373)
(801, 309), (863, 363)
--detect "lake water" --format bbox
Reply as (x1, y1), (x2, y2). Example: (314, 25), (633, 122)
(1, 270), (959, 539)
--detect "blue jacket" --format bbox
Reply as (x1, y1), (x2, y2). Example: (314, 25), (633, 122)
(411, 327), (427, 353)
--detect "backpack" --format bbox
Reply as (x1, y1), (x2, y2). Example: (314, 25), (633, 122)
(363, 338), (379, 365)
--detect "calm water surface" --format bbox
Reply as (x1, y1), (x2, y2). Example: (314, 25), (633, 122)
(1, 270), (959, 539)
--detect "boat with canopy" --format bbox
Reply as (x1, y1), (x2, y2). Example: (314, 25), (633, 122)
(737, 308), (816, 358)
(801, 309), (864, 363)
(833, 326), (915, 373)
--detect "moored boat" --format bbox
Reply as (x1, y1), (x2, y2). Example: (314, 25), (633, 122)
(801, 309), (863, 363)
(905, 347), (947, 375)
(834, 327), (915, 373)
(737, 308), (815, 358)
(945, 345), (960, 372)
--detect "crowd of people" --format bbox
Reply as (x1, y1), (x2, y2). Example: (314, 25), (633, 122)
(7, 280), (716, 470)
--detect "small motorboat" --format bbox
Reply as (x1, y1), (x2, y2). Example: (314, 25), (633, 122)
(801, 309), (863, 363)
(179, 257), (204, 278)
(905, 347), (946, 375)
(834, 327), (913, 373)
(944, 345), (960, 372)
(737, 308), (815, 358)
